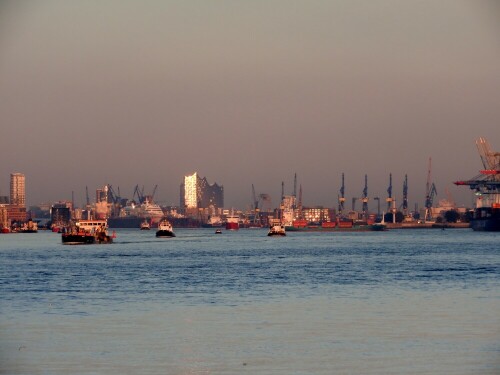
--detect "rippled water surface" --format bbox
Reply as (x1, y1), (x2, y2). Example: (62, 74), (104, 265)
(1, 229), (499, 374)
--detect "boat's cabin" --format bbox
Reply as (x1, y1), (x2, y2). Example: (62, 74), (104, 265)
(76, 220), (108, 232)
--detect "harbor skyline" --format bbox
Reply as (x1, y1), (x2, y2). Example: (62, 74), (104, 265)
(1, 1), (499, 208)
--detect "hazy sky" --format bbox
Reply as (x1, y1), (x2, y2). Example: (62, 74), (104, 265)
(1, 0), (499, 210)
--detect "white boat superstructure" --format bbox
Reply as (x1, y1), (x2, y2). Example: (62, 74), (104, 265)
(76, 219), (109, 232)
(268, 219), (286, 236)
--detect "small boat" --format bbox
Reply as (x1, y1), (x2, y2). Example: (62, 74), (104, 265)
(215, 229), (222, 234)
(62, 219), (113, 245)
(140, 220), (151, 230)
(268, 219), (286, 236)
(156, 218), (175, 238)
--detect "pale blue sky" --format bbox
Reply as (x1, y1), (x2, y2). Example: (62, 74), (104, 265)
(1, 0), (499, 209)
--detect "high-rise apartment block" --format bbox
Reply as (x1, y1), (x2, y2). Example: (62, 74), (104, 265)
(180, 172), (224, 210)
(10, 173), (26, 207)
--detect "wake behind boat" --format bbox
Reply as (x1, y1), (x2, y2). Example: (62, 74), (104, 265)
(156, 218), (176, 238)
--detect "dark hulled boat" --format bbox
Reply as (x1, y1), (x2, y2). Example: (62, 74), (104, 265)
(470, 205), (500, 231)
(156, 218), (176, 238)
(62, 220), (114, 245)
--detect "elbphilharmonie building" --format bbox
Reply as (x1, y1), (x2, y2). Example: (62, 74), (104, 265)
(180, 172), (224, 209)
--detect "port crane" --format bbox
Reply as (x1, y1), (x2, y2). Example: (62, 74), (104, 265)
(424, 157), (437, 221)
(259, 193), (272, 213)
(134, 185), (145, 203)
(361, 174), (368, 217)
(133, 184), (158, 204)
(401, 174), (408, 214)
(338, 173), (345, 214)
(454, 137), (500, 196)
(107, 184), (125, 217)
(386, 173), (393, 213)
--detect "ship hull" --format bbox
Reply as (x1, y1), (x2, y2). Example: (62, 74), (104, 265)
(470, 207), (500, 232)
(225, 222), (239, 230)
(108, 216), (144, 228)
(62, 233), (113, 245)
(62, 234), (96, 245)
(156, 230), (175, 238)
(470, 218), (500, 231)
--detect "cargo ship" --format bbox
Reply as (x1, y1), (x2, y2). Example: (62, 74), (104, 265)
(108, 199), (164, 228)
(454, 138), (499, 232)
(469, 204), (500, 231)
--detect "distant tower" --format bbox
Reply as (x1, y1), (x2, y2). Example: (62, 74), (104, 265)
(10, 173), (26, 207)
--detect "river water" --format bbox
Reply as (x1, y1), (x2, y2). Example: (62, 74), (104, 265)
(1, 228), (499, 374)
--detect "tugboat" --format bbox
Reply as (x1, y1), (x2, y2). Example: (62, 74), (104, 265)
(268, 219), (286, 236)
(140, 219), (151, 230)
(156, 218), (176, 238)
(62, 219), (114, 245)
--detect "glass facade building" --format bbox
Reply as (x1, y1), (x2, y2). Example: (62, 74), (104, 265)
(180, 172), (224, 210)
(10, 173), (25, 207)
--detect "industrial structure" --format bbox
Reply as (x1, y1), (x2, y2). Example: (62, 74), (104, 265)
(454, 137), (500, 231)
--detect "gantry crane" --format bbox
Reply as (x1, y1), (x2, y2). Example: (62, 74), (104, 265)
(386, 173), (393, 212)
(361, 174), (368, 217)
(424, 157), (437, 221)
(454, 138), (500, 198)
(402, 174), (408, 214)
(338, 173), (346, 214)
